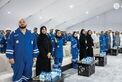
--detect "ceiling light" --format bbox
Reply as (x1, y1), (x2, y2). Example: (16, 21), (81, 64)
(69, 5), (74, 9)
(113, 3), (120, 9)
(7, 11), (11, 14)
(85, 11), (89, 14)
(39, 16), (42, 19)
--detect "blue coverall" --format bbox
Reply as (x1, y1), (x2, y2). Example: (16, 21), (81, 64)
(104, 34), (109, 52)
(6, 28), (39, 82)
(100, 34), (107, 53)
(0, 34), (5, 53)
(33, 32), (38, 42)
(4, 33), (11, 52)
(70, 36), (79, 69)
(48, 33), (55, 57)
(54, 37), (64, 69)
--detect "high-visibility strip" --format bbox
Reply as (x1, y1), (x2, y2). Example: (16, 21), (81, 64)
(14, 78), (22, 82)
(33, 51), (39, 54)
(22, 76), (29, 81)
(33, 49), (39, 52)
(6, 49), (14, 52)
(6, 52), (13, 54)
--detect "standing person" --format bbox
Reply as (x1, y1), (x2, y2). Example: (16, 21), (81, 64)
(0, 30), (2, 53)
(92, 31), (97, 48)
(5, 29), (11, 40)
(114, 31), (120, 47)
(79, 29), (87, 60)
(53, 30), (64, 69)
(104, 31), (110, 53)
(100, 31), (106, 52)
(0, 31), (3, 53)
(36, 26), (52, 76)
(6, 19), (39, 82)
(109, 30), (113, 48)
(62, 31), (68, 44)
(48, 29), (55, 57)
(67, 33), (72, 41)
(96, 33), (100, 48)
(86, 30), (94, 57)
(33, 27), (39, 41)
(4, 29), (11, 52)
(70, 31), (79, 69)
(2, 31), (6, 53)
(0, 31), (5, 53)
(120, 32), (122, 47)
(77, 31), (80, 40)
(112, 32), (115, 47)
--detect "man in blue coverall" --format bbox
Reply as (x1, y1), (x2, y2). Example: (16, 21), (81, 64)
(0, 31), (5, 53)
(48, 29), (55, 57)
(33, 27), (39, 42)
(6, 19), (39, 82)
(100, 31), (107, 53)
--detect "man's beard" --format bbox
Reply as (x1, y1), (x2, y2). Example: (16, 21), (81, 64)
(19, 26), (26, 29)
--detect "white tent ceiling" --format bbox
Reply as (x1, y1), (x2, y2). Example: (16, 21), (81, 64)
(0, 0), (121, 30)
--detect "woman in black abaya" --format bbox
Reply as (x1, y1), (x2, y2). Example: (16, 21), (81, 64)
(79, 29), (87, 60)
(86, 30), (94, 57)
(36, 26), (52, 76)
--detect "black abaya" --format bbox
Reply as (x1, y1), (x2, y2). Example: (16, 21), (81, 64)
(79, 34), (87, 60)
(36, 34), (51, 76)
(86, 35), (94, 57)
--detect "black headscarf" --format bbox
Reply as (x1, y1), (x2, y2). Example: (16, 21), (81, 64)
(40, 26), (46, 33)
(87, 30), (92, 36)
(73, 31), (78, 40)
(86, 30), (94, 47)
(55, 30), (62, 39)
(80, 29), (85, 36)
(79, 29), (86, 42)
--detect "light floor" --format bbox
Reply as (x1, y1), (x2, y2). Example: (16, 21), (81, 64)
(64, 54), (122, 82)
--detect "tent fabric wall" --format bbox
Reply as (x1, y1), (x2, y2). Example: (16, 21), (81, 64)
(66, 9), (122, 32)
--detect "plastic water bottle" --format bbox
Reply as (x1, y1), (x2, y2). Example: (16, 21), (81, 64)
(100, 52), (106, 57)
(45, 73), (51, 81)
(39, 72), (46, 81)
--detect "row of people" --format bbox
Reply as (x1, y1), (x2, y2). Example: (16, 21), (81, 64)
(3, 18), (122, 82)
(5, 19), (93, 82)
(34, 27), (95, 69)
(93, 30), (122, 53)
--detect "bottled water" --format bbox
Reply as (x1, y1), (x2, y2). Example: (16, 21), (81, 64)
(51, 71), (59, 79)
(45, 73), (51, 81)
(39, 68), (62, 81)
(113, 46), (117, 49)
(100, 52), (106, 57)
(81, 57), (94, 64)
(52, 68), (62, 78)
(39, 72), (46, 81)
